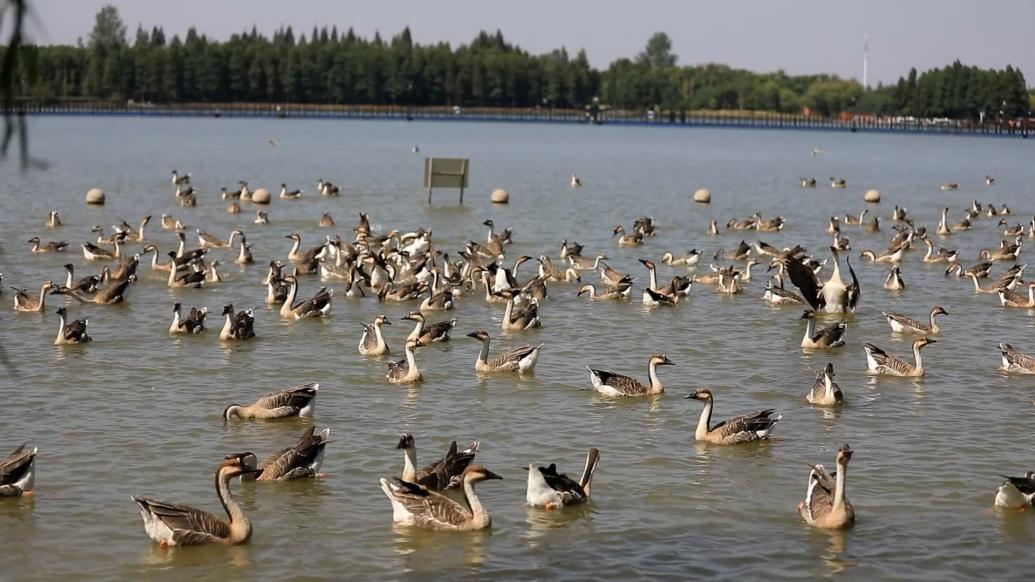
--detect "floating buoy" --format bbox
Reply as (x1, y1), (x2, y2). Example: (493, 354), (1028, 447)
(85, 188), (105, 205)
(250, 188), (271, 204)
(693, 188), (711, 203)
(490, 188), (510, 204)
(864, 189), (881, 203)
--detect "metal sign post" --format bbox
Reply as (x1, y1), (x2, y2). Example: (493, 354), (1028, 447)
(423, 158), (470, 204)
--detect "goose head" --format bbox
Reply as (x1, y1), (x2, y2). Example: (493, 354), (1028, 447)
(639, 259), (656, 270)
(462, 464), (503, 484)
(400, 311), (421, 323)
(931, 306), (949, 317)
(684, 388), (714, 402)
(836, 444), (853, 466)
(576, 284), (594, 297)
(800, 309), (817, 320)
(466, 330), (491, 342)
(914, 337), (937, 350)
(219, 452), (262, 478)
(395, 433), (415, 451)
(649, 354), (675, 367)
(221, 304), (235, 317)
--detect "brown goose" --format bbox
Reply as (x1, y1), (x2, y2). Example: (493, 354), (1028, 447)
(166, 256), (205, 289)
(685, 388), (781, 444)
(612, 225), (643, 247)
(319, 212), (334, 228)
(396, 434), (479, 490)
(53, 275), (136, 305)
(27, 237), (69, 253)
(864, 337), (935, 377)
(245, 427), (330, 481)
(526, 448), (600, 509)
(998, 282), (1035, 308)
(0, 444), (38, 497)
(994, 472), (1035, 508)
(999, 343), (1035, 374)
(467, 330), (542, 373)
(577, 282), (632, 300)
(285, 233), (323, 272)
(586, 354), (673, 397)
(12, 281), (56, 312)
(806, 363), (844, 406)
(219, 304), (255, 341)
(883, 265), (905, 290)
(761, 276), (804, 306)
(169, 302), (207, 334)
(223, 383), (318, 420)
(45, 210), (62, 228)
(798, 444), (855, 529)
(53, 307), (91, 345)
(800, 310), (847, 349)
(359, 315), (391, 356)
(81, 237), (123, 261)
(386, 339), (424, 384)
(132, 453), (260, 546)
(63, 264), (100, 293)
(883, 306), (948, 334)
(379, 465), (502, 530)
(280, 275), (332, 319)
(501, 294), (541, 331)
(403, 311), (456, 344)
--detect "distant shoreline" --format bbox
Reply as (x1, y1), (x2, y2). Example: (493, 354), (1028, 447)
(9, 101), (1033, 139)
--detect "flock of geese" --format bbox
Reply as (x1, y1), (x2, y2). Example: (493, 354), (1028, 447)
(4, 168), (1035, 547)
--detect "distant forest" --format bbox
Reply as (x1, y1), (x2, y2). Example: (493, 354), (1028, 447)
(4, 5), (1032, 119)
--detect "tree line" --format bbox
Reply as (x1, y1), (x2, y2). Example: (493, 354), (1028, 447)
(3, 5), (1031, 120)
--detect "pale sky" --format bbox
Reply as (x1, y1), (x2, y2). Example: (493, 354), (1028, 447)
(25, 0), (1035, 87)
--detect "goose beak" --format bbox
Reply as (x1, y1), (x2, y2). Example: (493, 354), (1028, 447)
(466, 332), (480, 339)
(662, 356), (675, 366)
(483, 470), (503, 481)
(395, 436), (409, 450)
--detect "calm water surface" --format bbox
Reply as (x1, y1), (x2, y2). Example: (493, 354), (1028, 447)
(2, 118), (1035, 580)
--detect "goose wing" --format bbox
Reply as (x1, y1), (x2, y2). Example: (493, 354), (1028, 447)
(845, 257), (861, 310)
(381, 477), (472, 528)
(360, 324), (377, 350)
(812, 323), (846, 346)
(883, 312), (924, 330)
(643, 287), (674, 304)
(63, 318), (90, 342)
(258, 427), (327, 480)
(784, 255), (822, 310)
(587, 367), (649, 395)
(709, 410), (780, 443)
(293, 287), (332, 316)
(132, 497), (229, 543)
(803, 465), (836, 522)
(1001, 474), (1035, 496)
(865, 344), (911, 373)
(423, 319), (456, 341)
(232, 310), (255, 339)
(416, 441), (478, 490)
(538, 463), (588, 503)
(256, 383), (317, 414)
(489, 345), (539, 370)
(0, 444), (34, 486)
(98, 277), (132, 303)
(1000, 344), (1035, 371)
(386, 358), (409, 380)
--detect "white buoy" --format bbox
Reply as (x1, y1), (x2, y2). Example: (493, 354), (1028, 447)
(250, 188), (271, 204)
(85, 188), (105, 205)
(490, 188), (510, 204)
(864, 189), (881, 203)
(693, 188), (711, 203)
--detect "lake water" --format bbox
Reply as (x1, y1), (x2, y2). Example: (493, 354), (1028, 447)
(2, 117), (1035, 580)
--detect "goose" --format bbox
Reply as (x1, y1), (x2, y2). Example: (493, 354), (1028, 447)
(53, 307), (91, 345)
(1001, 204), (1012, 216)
(53, 275), (136, 305)
(45, 210), (62, 228)
(860, 244), (905, 264)
(12, 281), (56, 312)
(204, 260), (223, 283)
(279, 183), (303, 199)
(27, 237), (68, 253)
(807, 363), (844, 406)
(280, 275), (332, 319)
(782, 247), (860, 314)
(633, 216), (656, 236)
(236, 180), (251, 200)
(317, 179), (340, 196)
(467, 330), (542, 373)
(612, 225), (643, 247)
(727, 217), (756, 231)
(526, 448), (600, 509)
(420, 286), (455, 312)
(945, 261), (992, 279)
(994, 472), (1035, 509)
(832, 232), (851, 252)
(570, 174), (582, 188)
(235, 236), (254, 265)
(998, 219), (1024, 237)
(684, 388), (781, 444)
(577, 282), (631, 300)
(967, 272), (1009, 294)
(166, 257), (205, 289)
(380, 465), (502, 530)
(800, 310), (847, 349)
(934, 208), (952, 236)
(197, 229), (241, 250)
(319, 213), (335, 228)
(999, 343), (1035, 374)
(752, 213), (785, 232)
(586, 354), (673, 397)
(223, 383), (318, 420)
(762, 279), (804, 306)
(403, 311), (455, 344)
(884, 306), (947, 335)
(987, 204), (999, 218)
(358, 315), (391, 356)
(830, 177), (846, 189)
(716, 270), (743, 295)
(245, 427), (330, 481)
(800, 177), (817, 188)
(501, 293), (541, 330)
(864, 337), (935, 377)
(396, 434), (479, 490)
(568, 254), (608, 272)
(998, 282), (1035, 308)
(922, 238), (958, 264)
(940, 183), (959, 191)
(862, 216), (881, 233)
(285, 233), (323, 272)
(379, 280), (423, 303)
(891, 205), (908, 222)
(985, 175), (996, 186)
(883, 265), (905, 290)
(752, 241), (782, 257)
(176, 185), (197, 207)
(132, 453), (259, 546)
(715, 240), (752, 261)
(219, 304), (256, 341)
(952, 215), (972, 231)
(254, 210), (269, 224)
(0, 443), (37, 497)
(598, 262), (632, 289)
(708, 219), (720, 235)
(386, 339), (424, 384)
(81, 237), (122, 261)
(226, 201), (241, 214)
(979, 242), (1021, 262)
(63, 264), (100, 293)
(170, 169), (191, 186)
(843, 209), (868, 226)
(169, 302), (207, 334)
(141, 244), (175, 272)
(797, 444), (855, 529)
(118, 215), (151, 243)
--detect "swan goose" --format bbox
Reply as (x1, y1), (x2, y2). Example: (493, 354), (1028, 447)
(864, 337), (935, 377)
(937, 207), (952, 236)
(467, 330), (542, 373)
(386, 339), (424, 384)
(166, 256), (205, 289)
(254, 210), (269, 224)
(570, 174), (582, 188)
(587, 354), (673, 396)
(81, 236), (123, 261)
(762, 277), (805, 305)
(403, 311), (455, 344)
(132, 453), (260, 546)
(12, 281), (55, 312)
(994, 472), (1035, 509)
(279, 183), (303, 199)
(0, 443), (37, 497)
(359, 315), (391, 356)
(998, 282), (1035, 308)
(945, 261), (992, 279)
(999, 343), (1035, 374)
(63, 264), (100, 293)
(53, 275), (136, 305)
(27, 237), (68, 253)
(319, 213), (334, 228)
(613, 225), (643, 247)
(578, 282), (631, 300)
(45, 210), (62, 228)
(219, 304), (256, 341)
(922, 238), (958, 263)
(285, 233), (323, 273)
(501, 293), (541, 330)
(800, 177), (817, 188)
(883, 306), (947, 334)
(979, 241), (1021, 262)
(662, 250), (700, 266)
(860, 243), (905, 264)
(53, 307), (91, 345)
(685, 388), (781, 444)
(380, 465), (502, 530)
(396, 434), (479, 491)
(224, 383), (318, 420)
(797, 444), (855, 529)
(280, 275), (332, 319)
(830, 177), (846, 188)
(883, 265), (905, 290)
(999, 219), (1024, 237)
(198, 229), (241, 250)
(117, 216), (151, 243)
(235, 236), (254, 265)
(782, 247), (860, 314)
(800, 310), (847, 349)
(807, 363), (844, 406)
(245, 427), (330, 481)
(526, 448), (599, 509)
(843, 209), (868, 226)
(169, 302), (207, 334)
